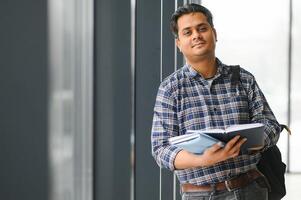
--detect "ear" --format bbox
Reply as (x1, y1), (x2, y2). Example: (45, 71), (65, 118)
(213, 28), (218, 42)
(176, 38), (182, 52)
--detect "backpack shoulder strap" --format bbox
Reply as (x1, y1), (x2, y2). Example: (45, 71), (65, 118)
(280, 124), (291, 135)
(230, 65), (291, 135)
(230, 65), (241, 84)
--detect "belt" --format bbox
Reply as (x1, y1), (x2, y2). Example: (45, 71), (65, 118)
(181, 169), (263, 192)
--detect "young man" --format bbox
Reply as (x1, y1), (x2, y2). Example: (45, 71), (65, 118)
(151, 3), (281, 200)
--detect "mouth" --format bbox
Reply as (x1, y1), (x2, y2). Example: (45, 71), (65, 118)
(192, 42), (206, 48)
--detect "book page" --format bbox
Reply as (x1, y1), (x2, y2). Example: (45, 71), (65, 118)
(225, 123), (264, 133)
(168, 132), (199, 144)
(189, 129), (225, 134)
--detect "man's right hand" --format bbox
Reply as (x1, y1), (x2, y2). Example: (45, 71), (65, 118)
(201, 135), (247, 167)
(174, 135), (247, 169)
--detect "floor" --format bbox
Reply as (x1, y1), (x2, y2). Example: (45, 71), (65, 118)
(283, 173), (301, 200)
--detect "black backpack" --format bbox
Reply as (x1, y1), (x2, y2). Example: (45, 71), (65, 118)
(257, 137), (287, 200)
(231, 65), (289, 200)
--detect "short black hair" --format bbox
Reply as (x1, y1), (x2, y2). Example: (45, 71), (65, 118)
(170, 3), (214, 38)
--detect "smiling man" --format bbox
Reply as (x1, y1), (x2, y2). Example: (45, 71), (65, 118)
(151, 3), (281, 200)
(176, 11), (217, 75)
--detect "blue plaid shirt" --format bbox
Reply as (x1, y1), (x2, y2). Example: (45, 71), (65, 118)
(151, 59), (281, 185)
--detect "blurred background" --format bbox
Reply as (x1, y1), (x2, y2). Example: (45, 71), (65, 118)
(0, 0), (300, 199)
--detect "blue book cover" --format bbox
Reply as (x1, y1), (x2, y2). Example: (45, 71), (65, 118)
(168, 132), (223, 154)
(169, 123), (265, 154)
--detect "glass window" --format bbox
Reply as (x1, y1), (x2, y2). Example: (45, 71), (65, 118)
(202, 0), (290, 165)
(290, 0), (301, 172)
(48, 0), (94, 199)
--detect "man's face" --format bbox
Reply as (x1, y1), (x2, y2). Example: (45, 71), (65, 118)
(176, 12), (217, 63)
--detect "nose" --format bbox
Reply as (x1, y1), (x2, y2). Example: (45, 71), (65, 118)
(192, 30), (201, 40)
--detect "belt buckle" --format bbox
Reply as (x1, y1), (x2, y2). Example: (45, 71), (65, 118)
(225, 180), (233, 192)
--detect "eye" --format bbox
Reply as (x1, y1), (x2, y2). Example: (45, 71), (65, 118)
(183, 30), (191, 36)
(198, 27), (207, 32)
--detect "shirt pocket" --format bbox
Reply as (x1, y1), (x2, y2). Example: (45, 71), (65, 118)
(221, 85), (250, 122)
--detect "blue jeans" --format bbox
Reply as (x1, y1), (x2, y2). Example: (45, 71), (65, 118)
(181, 178), (268, 200)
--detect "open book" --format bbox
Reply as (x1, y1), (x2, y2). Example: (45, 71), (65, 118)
(168, 123), (265, 154)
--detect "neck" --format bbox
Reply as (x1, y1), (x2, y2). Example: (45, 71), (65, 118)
(187, 57), (217, 79)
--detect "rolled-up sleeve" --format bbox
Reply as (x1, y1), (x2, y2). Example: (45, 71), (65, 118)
(247, 77), (281, 149)
(151, 84), (182, 171)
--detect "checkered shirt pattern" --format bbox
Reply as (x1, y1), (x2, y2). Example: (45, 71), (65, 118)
(151, 58), (281, 185)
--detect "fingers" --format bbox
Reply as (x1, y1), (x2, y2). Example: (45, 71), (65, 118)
(226, 135), (241, 149)
(202, 137), (247, 166)
(229, 138), (247, 158)
(204, 136), (247, 163)
(234, 137), (247, 150)
(208, 142), (224, 153)
(237, 137), (247, 148)
(224, 136), (247, 158)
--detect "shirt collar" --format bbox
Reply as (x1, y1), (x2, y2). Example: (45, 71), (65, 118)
(183, 58), (230, 79)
